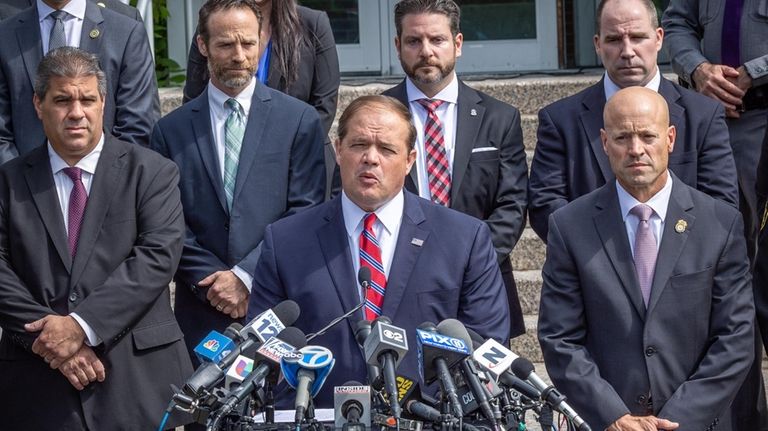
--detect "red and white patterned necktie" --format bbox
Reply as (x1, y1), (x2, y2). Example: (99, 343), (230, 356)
(416, 98), (451, 206)
(359, 213), (387, 320)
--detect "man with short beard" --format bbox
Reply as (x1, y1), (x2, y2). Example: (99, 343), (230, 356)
(149, 0), (325, 368)
(382, 0), (528, 338)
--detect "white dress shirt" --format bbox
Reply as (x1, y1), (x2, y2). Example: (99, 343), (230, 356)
(206, 79), (256, 290)
(341, 191), (404, 300)
(616, 173), (673, 257)
(48, 136), (104, 346)
(406, 75), (459, 200)
(604, 67), (662, 101)
(37, 0), (86, 54)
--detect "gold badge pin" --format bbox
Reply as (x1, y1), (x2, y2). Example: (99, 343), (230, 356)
(89, 29), (100, 39)
(96, 2), (106, 7)
(675, 219), (687, 233)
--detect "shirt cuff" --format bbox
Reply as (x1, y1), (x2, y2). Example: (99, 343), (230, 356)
(70, 313), (102, 346)
(232, 265), (253, 293)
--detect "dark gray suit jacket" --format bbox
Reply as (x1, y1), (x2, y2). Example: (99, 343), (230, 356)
(383, 80), (528, 337)
(150, 82), (326, 357)
(0, 1), (159, 162)
(538, 174), (754, 431)
(0, 0), (143, 21)
(0, 137), (192, 430)
(529, 77), (739, 241)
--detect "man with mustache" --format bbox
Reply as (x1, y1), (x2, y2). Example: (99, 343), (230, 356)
(539, 86), (754, 431)
(528, 0), (738, 243)
(150, 0), (325, 367)
(382, 0), (527, 338)
(247, 95), (511, 408)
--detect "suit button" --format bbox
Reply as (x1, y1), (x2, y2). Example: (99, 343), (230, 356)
(636, 394), (647, 404)
(645, 346), (657, 356)
(69, 292), (78, 302)
(224, 221), (230, 231)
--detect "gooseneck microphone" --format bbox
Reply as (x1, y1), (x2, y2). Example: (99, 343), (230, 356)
(306, 267), (371, 341)
(416, 322), (465, 418)
(363, 316), (408, 418)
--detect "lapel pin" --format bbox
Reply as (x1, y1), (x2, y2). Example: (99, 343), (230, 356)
(89, 29), (100, 39)
(470, 109), (477, 116)
(675, 219), (687, 233)
(411, 238), (424, 247)
(96, 2), (106, 7)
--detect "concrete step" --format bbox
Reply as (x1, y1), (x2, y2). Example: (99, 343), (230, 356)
(510, 314), (542, 363)
(511, 228), (545, 272)
(515, 269), (542, 315)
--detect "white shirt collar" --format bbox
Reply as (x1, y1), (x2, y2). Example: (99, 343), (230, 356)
(616, 172), (673, 223)
(48, 133), (105, 175)
(341, 190), (404, 238)
(37, 0), (86, 23)
(405, 74), (459, 105)
(207, 78), (255, 116)
(604, 67), (661, 101)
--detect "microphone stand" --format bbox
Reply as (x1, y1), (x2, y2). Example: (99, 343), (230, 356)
(306, 271), (371, 342)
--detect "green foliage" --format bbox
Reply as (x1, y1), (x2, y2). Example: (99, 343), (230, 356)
(131, 0), (185, 87)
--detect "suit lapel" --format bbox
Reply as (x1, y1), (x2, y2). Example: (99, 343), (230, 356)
(69, 137), (125, 286)
(316, 198), (360, 334)
(190, 92), (228, 213)
(381, 193), (429, 318)
(593, 185), (647, 320)
(24, 147), (71, 271)
(16, 7), (43, 90)
(646, 177), (695, 313)
(78, 2), (105, 55)
(579, 81), (613, 183)
(385, 82), (420, 191)
(232, 83), (270, 204)
(658, 79), (686, 145)
(451, 82), (484, 202)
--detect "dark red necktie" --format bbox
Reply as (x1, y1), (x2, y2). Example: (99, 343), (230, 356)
(62, 167), (87, 258)
(359, 213), (386, 320)
(416, 98), (451, 206)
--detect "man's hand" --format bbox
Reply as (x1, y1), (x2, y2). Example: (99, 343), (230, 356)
(25, 315), (85, 365)
(58, 345), (106, 390)
(606, 414), (679, 431)
(200, 270), (249, 318)
(692, 62), (746, 117)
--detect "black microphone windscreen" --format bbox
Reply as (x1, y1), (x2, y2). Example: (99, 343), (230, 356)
(354, 320), (372, 346)
(418, 321), (437, 331)
(343, 380), (365, 386)
(510, 357), (535, 380)
(436, 319), (474, 353)
(358, 266), (371, 288)
(464, 327), (485, 345)
(273, 300), (301, 326)
(224, 323), (245, 341)
(278, 326), (308, 349)
(374, 315), (392, 325)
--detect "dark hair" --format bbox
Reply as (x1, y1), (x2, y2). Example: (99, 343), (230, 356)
(35, 47), (106, 100)
(337, 95), (417, 151)
(394, 0), (461, 38)
(197, 0), (262, 45)
(595, 0), (659, 35)
(270, 1), (304, 89)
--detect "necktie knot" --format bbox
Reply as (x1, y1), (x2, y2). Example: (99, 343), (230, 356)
(49, 9), (68, 22)
(225, 98), (242, 114)
(62, 166), (82, 182)
(630, 204), (653, 222)
(363, 213), (377, 232)
(416, 98), (444, 114)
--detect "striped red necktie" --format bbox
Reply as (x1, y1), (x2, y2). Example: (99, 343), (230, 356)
(360, 213), (386, 320)
(416, 98), (451, 206)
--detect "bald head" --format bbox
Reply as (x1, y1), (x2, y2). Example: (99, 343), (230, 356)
(601, 87), (676, 201)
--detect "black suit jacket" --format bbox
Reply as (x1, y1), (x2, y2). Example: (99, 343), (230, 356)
(383, 80), (527, 337)
(0, 1), (158, 162)
(529, 77), (739, 242)
(0, 137), (192, 430)
(539, 175), (754, 431)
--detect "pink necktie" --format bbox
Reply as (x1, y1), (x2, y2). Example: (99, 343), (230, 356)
(360, 213), (386, 320)
(62, 167), (87, 258)
(631, 204), (657, 306)
(416, 98), (451, 206)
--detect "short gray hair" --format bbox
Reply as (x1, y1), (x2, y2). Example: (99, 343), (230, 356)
(34, 47), (107, 100)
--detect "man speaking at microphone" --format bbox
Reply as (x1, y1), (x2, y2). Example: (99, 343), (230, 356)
(248, 95), (510, 407)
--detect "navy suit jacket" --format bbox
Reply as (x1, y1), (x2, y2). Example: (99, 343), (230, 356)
(0, 1), (159, 161)
(539, 175), (754, 431)
(247, 191), (511, 408)
(383, 80), (528, 337)
(529, 77), (738, 241)
(150, 82), (326, 355)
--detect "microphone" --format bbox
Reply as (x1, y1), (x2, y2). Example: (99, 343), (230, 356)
(306, 267), (371, 341)
(363, 316), (408, 418)
(510, 358), (591, 431)
(281, 345), (336, 424)
(354, 320), (381, 385)
(415, 322), (468, 418)
(181, 300), (300, 398)
(334, 381), (371, 431)
(437, 319), (498, 428)
(224, 355), (254, 391)
(469, 335), (541, 401)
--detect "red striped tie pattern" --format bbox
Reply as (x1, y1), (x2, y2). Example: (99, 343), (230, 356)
(416, 98), (451, 206)
(360, 213), (386, 320)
